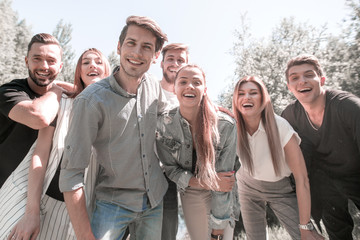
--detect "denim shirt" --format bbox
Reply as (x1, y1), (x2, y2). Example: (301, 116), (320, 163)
(60, 67), (169, 212)
(156, 108), (240, 229)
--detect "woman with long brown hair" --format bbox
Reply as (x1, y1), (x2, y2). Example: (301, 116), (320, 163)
(156, 64), (239, 240)
(232, 76), (324, 240)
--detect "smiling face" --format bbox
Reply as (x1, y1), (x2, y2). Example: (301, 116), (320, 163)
(161, 49), (187, 84)
(287, 64), (325, 105)
(80, 51), (106, 87)
(25, 43), (63, 88)
(175, 66), (206, 110)
(236, 81), (263, 120)
(117, 24), (159, 80)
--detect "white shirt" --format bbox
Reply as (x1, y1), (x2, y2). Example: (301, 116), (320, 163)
(241, 114), (300, 182)
(162, 87), (178, 108)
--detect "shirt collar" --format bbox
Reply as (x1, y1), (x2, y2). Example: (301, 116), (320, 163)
(109, 66), (147, 98)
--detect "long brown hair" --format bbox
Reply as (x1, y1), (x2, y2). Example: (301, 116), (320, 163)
(175, 64), (220, 190)
(232, 76), (283, 176)
(72, 48), (110, 97)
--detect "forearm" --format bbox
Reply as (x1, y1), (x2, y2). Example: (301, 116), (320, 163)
(296, 179), (311, 224)
(64, 188), (95, 240)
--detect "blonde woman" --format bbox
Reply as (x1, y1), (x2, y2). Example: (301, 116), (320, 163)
(232, 76), (324, 240)
(156, 64), (239, 240)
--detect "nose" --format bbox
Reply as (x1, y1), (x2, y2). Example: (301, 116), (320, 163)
(245, 93), (251, 99)
(186, 83), (195, 89)
(300, 75), (307, 83)
(39, 60), (49, 69)
(89, 60), (96, 68)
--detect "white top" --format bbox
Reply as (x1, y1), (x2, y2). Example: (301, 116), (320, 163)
(162, 87), (178, 107)
(241, 114), (301, 182)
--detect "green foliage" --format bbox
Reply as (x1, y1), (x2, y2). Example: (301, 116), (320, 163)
(53, 19), (75, 83)
(108, 50), (120, 71)
(219, 14), (330, 114)
(0, 0), (31, 85)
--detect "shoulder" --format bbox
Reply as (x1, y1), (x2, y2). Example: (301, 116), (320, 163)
(327, 89), (360, 106)
(217, 110), (236, 125)
(0, 78), (28, 92)
(275, 114), (293, 129)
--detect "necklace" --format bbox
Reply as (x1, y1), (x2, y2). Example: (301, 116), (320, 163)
(304, 111), (319, 131)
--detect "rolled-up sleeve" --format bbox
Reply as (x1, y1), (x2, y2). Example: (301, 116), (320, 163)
(59, 96), (100, 192)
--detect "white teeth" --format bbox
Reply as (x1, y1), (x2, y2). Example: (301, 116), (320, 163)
(184, 94), (195, 97)
(88, 72), (99, 76)
(243, 103), (253, 107)
(129, 59), (141, 65)
(299, 88), (311, 92)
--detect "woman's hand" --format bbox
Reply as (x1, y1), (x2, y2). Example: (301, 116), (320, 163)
(7, 212), (40, 240)
(215, 171), (235, 192)
(300, 229), (325, 240)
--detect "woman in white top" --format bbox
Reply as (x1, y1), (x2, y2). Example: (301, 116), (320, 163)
(232, 76), (324, 240)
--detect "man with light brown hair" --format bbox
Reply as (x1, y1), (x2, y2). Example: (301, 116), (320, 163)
(60, 16), (169, 240)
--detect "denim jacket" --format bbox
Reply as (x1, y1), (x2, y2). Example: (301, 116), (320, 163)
(156, 108), (240, 229)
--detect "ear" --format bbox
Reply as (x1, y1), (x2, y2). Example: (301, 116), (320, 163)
(204, 86), (207, 95)
(160, 60), (164, 69)
(320, 76), (326, 86)
(117, 41), (121, 55)
(25, 56), (29, 67)
(152, 51), (160, 64)
(59, 62), (64, 73)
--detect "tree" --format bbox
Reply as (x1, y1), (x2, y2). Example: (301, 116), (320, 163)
(218, 15), (329, 113)
(53, 19), (75, 83)
(0, 0), (31, 85)
(108, 50), (119, 70)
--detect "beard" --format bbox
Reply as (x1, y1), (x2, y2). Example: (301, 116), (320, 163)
(163, 70), (175, 84)
(28, 69), (57, 87)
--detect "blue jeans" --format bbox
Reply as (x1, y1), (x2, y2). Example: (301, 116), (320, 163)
(162, 175), (178, 240)
(91, 200), (163, 240)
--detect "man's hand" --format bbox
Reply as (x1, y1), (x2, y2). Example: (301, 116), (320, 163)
(54, 80), (75, 93)
(8, 212), (40, 240)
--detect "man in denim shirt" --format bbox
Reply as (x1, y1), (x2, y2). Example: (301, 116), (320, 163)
(59, 16), (169, 240)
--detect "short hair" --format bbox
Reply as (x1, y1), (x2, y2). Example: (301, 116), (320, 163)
(161, 43), (189, 62)
(72, 48), (111, 97)
(119, 15), (168, 52)
(27, 33), (62, 56)
(285, 54), (325, 82)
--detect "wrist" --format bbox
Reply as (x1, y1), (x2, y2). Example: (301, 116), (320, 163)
(299, 220), (314, 231)
(211, 233), (224, 240)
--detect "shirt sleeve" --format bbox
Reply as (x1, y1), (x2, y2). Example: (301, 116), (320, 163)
(276, 115), (301, 148)
(338, 93), (360, 154)
(210, 119), (238, 229)
(156, 114), (194, 190)
(59, 96), (101, 192)
(0, 82), (31, 117)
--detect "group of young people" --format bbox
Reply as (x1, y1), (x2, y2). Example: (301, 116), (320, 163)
(0, 14), (359, 240)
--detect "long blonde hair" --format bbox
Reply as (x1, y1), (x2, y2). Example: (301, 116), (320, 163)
(175, 64), (220, 190)
(232, 76), (283, 176)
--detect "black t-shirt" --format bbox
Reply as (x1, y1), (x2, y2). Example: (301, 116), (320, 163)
(0, 78), (41, 187)
(282, 90), (360, 178)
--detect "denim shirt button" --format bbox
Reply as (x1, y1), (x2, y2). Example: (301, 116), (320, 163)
(186, 144), (190, 148)
(185, 161), (190, 165)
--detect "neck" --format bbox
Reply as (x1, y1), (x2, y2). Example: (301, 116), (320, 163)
(302, 90), (326, 129)
(116, 68), (142, 94)
(160, 78), (174, 93)
(179, 105), (199, 126)
(27, 77), (52, 95)
(244, 115), (261, 136)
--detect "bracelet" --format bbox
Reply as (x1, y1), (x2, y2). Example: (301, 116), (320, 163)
(211, 233), (224, 240)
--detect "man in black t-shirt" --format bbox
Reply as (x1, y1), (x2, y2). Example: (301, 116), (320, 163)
(282, 54), (360, 240)
(0, 33), (66, 187)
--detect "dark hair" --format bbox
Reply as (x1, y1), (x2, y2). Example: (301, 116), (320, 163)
(119, 15), (168, 52)
(285, 54), (325, 82)
(27, 33), (62, 56)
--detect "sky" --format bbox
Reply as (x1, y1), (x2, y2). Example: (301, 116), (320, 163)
(11, 0), (348, 101)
